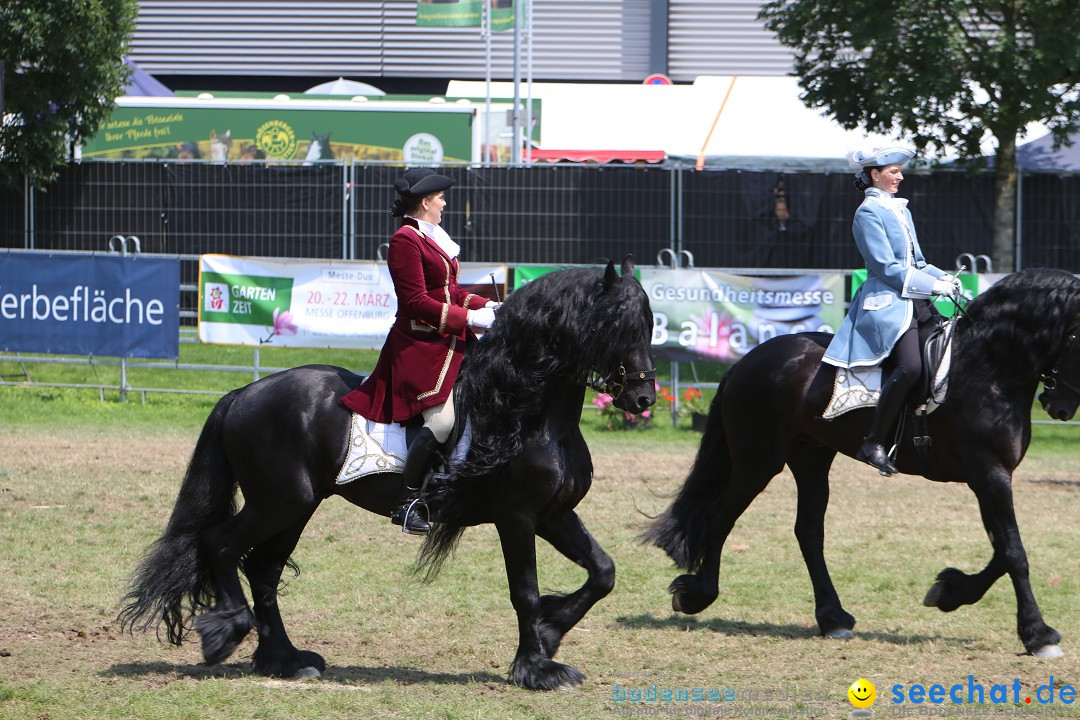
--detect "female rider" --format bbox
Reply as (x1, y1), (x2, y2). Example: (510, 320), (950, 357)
(343, 168), (497, 533)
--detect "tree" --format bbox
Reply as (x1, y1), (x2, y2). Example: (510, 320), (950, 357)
(0, 0), (138, 190)
(759, 0), (1080, 272)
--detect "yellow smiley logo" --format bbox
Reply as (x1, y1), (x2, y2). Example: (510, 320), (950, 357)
(848, 678), (876, 708)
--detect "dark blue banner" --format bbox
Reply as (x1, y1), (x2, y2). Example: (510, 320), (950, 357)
(0, 253), (180, 359)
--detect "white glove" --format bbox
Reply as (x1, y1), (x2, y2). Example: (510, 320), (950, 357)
(932, 278), (956, 296)
(468, 307), (496, 329)
(484, 301), (502, 310)
(941, 274), (964, 293)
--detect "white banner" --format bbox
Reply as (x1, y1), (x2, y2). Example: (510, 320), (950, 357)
(198, 254), (507, 349)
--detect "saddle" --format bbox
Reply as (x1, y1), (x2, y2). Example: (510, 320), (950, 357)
(917, 319), (953, 412)
(907, 317), (957, 477)
(823, 316), (957, 476)
(334, 410), (471, 488)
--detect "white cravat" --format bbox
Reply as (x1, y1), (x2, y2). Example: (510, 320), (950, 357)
(865, 187), (908, 211)
(409, 216), (460, 260)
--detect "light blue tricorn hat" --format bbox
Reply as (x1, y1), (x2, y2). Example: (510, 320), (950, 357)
(849, 145), (915, 170)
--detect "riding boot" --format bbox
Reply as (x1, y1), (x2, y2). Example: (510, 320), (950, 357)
(856, 369), (910, 475)
(390, 427), (439, 535)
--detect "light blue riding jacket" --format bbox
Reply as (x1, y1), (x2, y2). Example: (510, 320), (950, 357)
(822, 188), (946, 369)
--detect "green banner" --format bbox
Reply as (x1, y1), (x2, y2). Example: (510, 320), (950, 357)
(417, 0), (517, 31)
(850, 270), (977, 318)
(200, 271), (295, 326)
(82, 103), (475, 161)
(511, 264), (642, 291)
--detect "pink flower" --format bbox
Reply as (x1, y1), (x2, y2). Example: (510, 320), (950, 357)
(592, 392), (614, 410)
(273, 307), (298, 336)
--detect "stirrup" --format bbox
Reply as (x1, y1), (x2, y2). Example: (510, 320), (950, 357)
(856, 441), (897, 476)
(391, 496), (431, 536)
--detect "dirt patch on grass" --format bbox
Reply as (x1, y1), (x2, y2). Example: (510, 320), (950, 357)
(1, 427), (1078, 720)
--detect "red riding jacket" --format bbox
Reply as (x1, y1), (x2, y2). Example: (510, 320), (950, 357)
(342, 219), (483, 423)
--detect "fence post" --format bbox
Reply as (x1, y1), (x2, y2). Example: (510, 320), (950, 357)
(24, 174), (34, 249)
(110, 235), (141, 402)
(671, 361), (680, 427)
(342, 160), (350, 260)
(1016, 168), (1023, 271)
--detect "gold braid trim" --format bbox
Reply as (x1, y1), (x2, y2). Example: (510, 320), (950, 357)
(438, 257), (452, 334)
(417, 336), (457, 401)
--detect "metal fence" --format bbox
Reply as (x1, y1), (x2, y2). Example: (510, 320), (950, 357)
(3, 158), (1080, 415)
(3, 158), (1080, 320)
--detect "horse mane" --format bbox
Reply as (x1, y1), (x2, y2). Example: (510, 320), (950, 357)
(954, 268), (1080, 384)
(417, 264), (652, 577)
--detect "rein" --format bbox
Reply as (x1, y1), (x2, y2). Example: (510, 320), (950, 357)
(588, 363), (657, 400)
(1040, 323), (1080, 400)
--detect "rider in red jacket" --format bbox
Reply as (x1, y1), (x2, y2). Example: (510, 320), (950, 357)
(343, 168), (497, 534)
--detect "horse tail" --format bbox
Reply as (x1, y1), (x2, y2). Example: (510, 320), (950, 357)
(415, 513), (467, 584)
(414, 465), (485, 583)
(118, 389), (242, 645)
(641, 372), (732, 573)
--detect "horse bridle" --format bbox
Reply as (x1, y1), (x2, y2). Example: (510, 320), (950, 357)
(588, 363), (657, 400)
(1040, 323), (1080, 400)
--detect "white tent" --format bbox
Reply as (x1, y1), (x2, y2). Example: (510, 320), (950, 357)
(447, 76), (1048, 169)
(305, 77), (386, 96)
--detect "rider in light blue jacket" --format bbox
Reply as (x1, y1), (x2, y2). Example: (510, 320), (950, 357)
(822, 146), (961, 474)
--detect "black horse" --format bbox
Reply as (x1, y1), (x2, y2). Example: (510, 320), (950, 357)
(645, 268), (1080, 658)
(119, 259), (656, 690)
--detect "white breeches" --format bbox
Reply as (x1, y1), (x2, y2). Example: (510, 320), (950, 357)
(420, 388), (455, 443)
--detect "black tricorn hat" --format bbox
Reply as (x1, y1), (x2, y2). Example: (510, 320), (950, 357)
(394, 167), (456, 197)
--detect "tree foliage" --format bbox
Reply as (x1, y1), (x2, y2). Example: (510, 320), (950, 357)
(759, 0), (1080, 271)
(0, 0), (138, 190)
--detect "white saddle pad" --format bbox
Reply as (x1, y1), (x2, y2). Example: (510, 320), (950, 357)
(334, 412), (473, 486)
(822, 339), (953, 420)
(823, 366), (882, 420)
(335, 414), (408, 484)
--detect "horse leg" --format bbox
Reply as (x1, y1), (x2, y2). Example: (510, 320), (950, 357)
(197, 503), (312, 665)
(922, 554), (1005, 612)
(243, 512), (327, 678)
(787, 444), (856, 638)
(194, 507), (262, 664)
(928, 474), (1062, 657)
(670, 458), (778, 616)
(497, 512), (585, 690)
(534, 510), (615, 659)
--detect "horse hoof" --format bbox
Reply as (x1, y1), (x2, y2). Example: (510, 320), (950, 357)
(923, 582), (944, 607)
(196, 607), (253, 664)
(511, 656), (585, 691)
(292, 666), (323, 679)
(825, 628), (854, 640)
(1032, 645), (1064, 659)
(668, 575), (715, 615)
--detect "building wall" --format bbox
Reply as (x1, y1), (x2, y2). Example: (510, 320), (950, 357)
(129, 0), (794, 85)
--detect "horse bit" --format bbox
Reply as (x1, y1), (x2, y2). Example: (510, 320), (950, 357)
(588, 363), (657, 400)
(1040, 323), (1080, 400)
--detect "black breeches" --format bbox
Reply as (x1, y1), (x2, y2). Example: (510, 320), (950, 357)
(883, 327), (921, 391)
(882, 299), (939, 391)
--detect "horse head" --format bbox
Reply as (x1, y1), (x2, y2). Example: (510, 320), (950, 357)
(1038, 318), (1080, 421)
(595, 256), (657, 415)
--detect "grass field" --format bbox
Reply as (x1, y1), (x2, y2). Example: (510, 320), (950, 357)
(1, 373), (1079, 720)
